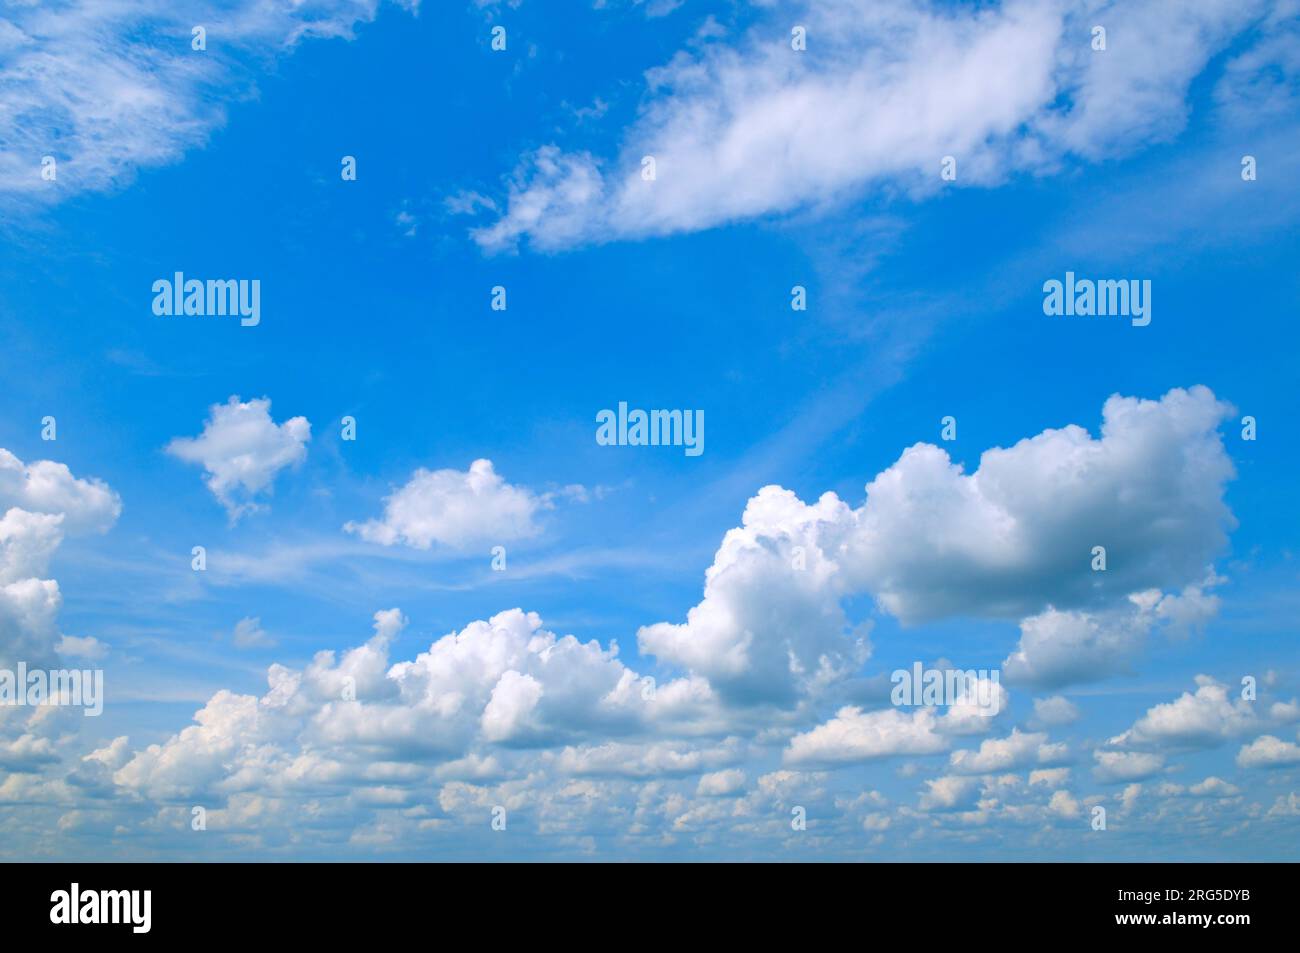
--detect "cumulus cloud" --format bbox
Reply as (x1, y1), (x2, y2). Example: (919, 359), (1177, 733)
(637, 486), (870, 705)
(696, 768), (746, 797)
(1189, 776), (1241, 798)
(641, 387), (1236, 705)
(470, 0), (1281, 251)
(0, 449), (121, 535)
(345, 459), (548, 550)
(1110, 676), (1258, 749)
(948, 729), (1067, 775)
(781, 699), (1002, 768)
(0, 449), (119, 667)
(1236, 734), (1300, 769)
(1030, 696), (1081, 728)
(917, 775), (983, 813)
(847, 386), (1235, 622)
(1092, 750), (1165, 783)
(1001, 578), (1222, 690)
(21, 386), (1260, 854)
(110, 607), (722, 801)
(166, 396), (311, 519)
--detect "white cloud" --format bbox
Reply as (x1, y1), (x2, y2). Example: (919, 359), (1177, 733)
(642, 387), (1235, 706)
(0, 449), (119, 667)
(1031, 696), (1081, 728)
(1092, 750), (1165, 783)
(345, 459), (548, 550)
(697, 768), (746, 797)
(917, 775), (982, 813)
(167, 396), (311, 519)
(56, 634), (108, 660)
(1111, 676), (1258, 749)
(111, 607), (722, 801)
(1002, 601), (1155, 689)
(783, 705), (963, 767)
(1048, 789), (1081, 818)
(0, 449), (121, 535)
(846, 386), (1235, 623)
(0, 0), (415, 206)
(948, 729), (1067, 775)
(1029, 767), (1071, 788)
(1236, 734), (1300, 769)
(1189, 777), (1240, 798)
(471, 0), (1278, 251)
(232, 617), (274, 650)
(637, 486), (870, 704)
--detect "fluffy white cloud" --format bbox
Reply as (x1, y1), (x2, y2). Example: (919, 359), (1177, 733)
(111, 607), (724, 801)
(637, 486), (869, 704)
(696, 768), (746, 797)
(167, 396), (311, 519)
(847, 386), (1234, 622)
(345, 459), (548, 550)
(0, 449), (120, 667)
(917, 775), (983, 813)
(0, 449), (121, 535)
(948, 729), (1067, 775)
(782, 703), (992, 767)
(1236, 734), (1300, 769)
(641, 387), (1235, 705)
(1189, 776), (1241, 798)
(1111, 676), (1258, 749)
(1031, 696), (1081, 728)
(1029, 767), (1071, 788)
(1001, 578), (1221, 690)
(1092, 750), (1165, 783)
(471, 0), (1280, 251)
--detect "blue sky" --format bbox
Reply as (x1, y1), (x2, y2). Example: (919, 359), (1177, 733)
(1, 0), (1298, 860)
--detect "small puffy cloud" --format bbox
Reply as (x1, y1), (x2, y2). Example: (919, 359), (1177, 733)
(1002, 602), (1153, 689)
(1005, 576), (1224, 690)
(697, 768), (746, 797)
(166, 397), (310, 519)
(1031, 696), (1081, 728)
(948, 729), (1066, 775)
(1188, 777), (1241, 798)
(783, 706), (951, 767)
(345, 459), (547, 550)
(1236, 734), (1300, 769)
(1048, 789), (1081, 818)
(232, 617), (274, 650)
(917, 775), (982, 813)
(1111, 676), (1257, 749)
(56, 634), (107, 660)
(1029, 767), (1071, 788)
(1093, 750), (1165, 783)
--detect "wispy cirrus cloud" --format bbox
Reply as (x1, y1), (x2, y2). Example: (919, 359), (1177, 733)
(467, 0), (1291, 252)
